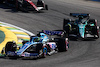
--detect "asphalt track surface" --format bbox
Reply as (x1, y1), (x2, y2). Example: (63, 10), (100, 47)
(0, 0), (100, 67)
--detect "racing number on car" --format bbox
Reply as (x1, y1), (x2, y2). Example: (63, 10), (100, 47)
(51, 44), (56, 49)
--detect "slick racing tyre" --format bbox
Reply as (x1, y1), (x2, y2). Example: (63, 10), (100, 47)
(5, 42), (18, 59)
(17, 2), (28, 12)
(88, 19), (97, 26)
(92, 26), (99, 39)
(63, 19), (72, 37)
(55, 38), (68, 52)
(45, 4), (48, 10)
(5, 42), (17, 54)
(16, 2), (22, 11)
(63, 19), (71, 31)
(88, 19), (99, 39)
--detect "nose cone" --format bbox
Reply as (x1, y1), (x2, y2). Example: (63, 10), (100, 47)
(78, 24), (85, 38)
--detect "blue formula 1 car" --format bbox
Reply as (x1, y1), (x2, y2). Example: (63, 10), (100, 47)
(63, 13), (99, 40)
(5, 30), (69, 59)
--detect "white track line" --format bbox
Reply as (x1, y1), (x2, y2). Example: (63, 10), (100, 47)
(0, 21), (35, 36)
(10, 30), (25, 32)
(16, 34), (30, 38)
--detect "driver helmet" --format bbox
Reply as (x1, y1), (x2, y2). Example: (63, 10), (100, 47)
(37, 32), (44, 37)
(79, 16), (83, 20)
(33, 38), (40, 42)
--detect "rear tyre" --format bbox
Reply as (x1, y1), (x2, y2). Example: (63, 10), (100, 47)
(56, 38), (68, 52)
(17, 2), (28, 12)
(16, 2), (22, 11)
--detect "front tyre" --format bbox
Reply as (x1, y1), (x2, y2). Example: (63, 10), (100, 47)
(45, 4), (48, 10)
(91, 26), (99, 39)
(96, 26), (99, 39)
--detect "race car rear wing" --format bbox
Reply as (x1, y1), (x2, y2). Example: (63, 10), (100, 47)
(70, 13), (90, 18)
(42, 30), (63, 35)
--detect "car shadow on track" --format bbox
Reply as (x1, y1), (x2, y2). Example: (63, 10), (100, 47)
(0, 56), (46, 60)
(69, 38), (97, 41)
(0, 3), (19, 13)
(0, 4), (11, 9)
